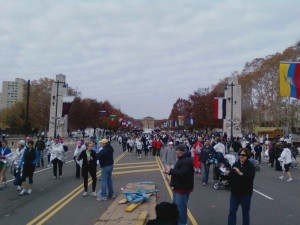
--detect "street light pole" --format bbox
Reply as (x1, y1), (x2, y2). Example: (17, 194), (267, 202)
(54, 81), (59, 139)
(230, 82), (234, 142)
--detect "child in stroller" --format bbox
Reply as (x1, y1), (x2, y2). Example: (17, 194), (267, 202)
(213, 159), (231, 190)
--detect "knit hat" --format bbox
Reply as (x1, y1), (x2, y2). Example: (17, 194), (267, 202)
(18, 140), (25, 146)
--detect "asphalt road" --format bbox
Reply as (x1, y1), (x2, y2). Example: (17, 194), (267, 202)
(0, 141), (299, 225)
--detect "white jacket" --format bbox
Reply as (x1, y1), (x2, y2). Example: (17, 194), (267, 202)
(279, 148), (292, 165)
(50, 143), (66, 162)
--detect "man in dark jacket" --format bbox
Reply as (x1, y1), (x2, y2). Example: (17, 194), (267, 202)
(163, 144), (194, 225)
(35, 136), (46, 167)
(96, 138), (114, 201)
(200, 140), (216, 186)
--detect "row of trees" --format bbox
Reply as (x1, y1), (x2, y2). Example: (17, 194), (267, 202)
(168, 44), (300, 134)
(1, 43), (299, 135)
(0, 77), (139, 135)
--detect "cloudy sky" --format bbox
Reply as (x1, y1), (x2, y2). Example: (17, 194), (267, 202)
(1, 0), (299, 119)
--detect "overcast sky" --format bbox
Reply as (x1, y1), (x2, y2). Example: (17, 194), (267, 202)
(1, 0), (299, 119)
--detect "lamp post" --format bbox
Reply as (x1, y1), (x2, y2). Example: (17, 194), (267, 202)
(53, 80), (67, 139)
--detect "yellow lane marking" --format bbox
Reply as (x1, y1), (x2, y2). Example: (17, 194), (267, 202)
(27, 152), (126, 225)
(114, 164), (158, 170)
(115, 161), (156, 166)
(156, 156), (198, 225)
(113, 168), (160, 175)
(36, 187), (84, 225)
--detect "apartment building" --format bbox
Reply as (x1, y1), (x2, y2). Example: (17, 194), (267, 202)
(1, 78), (26, 110)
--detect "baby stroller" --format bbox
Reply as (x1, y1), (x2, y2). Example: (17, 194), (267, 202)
(213, 159), (231, 190)
(249, 158), (260, 171)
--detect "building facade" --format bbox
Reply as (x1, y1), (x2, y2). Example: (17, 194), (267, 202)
(1, 78), (26, 111)
(142, 117), (155, 130)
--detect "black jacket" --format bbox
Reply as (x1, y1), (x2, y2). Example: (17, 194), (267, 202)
(169, 152), (194, 190)
(200, 145), (216, 164)
(96, 144), (114, 168)
(229, 159), (255, 195)
(77, 150), (97, 169)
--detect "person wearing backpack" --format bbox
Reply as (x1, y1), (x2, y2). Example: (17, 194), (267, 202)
(200, 140), (216, 186)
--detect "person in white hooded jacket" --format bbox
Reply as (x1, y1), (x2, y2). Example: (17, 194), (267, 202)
(73, 140), (86, 179)
(50, 138), (66, 179)
(278, 142), (293, 182)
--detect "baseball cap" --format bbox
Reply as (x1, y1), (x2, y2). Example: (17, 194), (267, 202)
(100, 138), (109, 144)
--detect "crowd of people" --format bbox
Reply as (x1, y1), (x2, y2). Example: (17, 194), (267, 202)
(0, 130), (298, 225)
(0, 136), (115, 201)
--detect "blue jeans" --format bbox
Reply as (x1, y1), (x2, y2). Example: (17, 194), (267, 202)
(201, 163), (210, 184)
(98, 165), (114, 198)
(173, 191), (190, 225)
(228, 193), (252, 225)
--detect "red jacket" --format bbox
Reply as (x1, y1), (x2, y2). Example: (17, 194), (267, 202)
(153, 140), (163, 150)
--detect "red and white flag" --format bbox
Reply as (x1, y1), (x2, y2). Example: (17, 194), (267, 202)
(214, 97), (226, 119)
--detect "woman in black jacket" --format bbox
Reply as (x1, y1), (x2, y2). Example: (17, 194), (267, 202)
(77, 142), (97, 197)
(228, 148), (255, 225)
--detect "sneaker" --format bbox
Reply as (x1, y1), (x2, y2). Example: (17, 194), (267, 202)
(19, 189), (27, 196)
(287, 178), (293, 182)
(27, 189), (32, 194)
(202, 183), (207, 186)
(83, 192), (87, 197)
(279, 176), (284, 180)
(97, 197), (107, 201)
(59, 176), (63, 179)
(53, 176), (57, 179)
(91, 192), (97, 197)
(17, 186), (22, 191)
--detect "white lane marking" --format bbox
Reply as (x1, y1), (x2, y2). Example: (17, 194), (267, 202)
(253, 189), (274, 200)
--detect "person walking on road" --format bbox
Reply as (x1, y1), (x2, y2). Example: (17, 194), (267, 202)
(73, 140), (86, 180)
(162, 141), (177, 179)
(200, 140), (216, 186)
(77, 142), (97, 197)
(18, 140), (39, 195)
(50, 138), (66, 179)
(0, 139), (12, 189)
(278, 142), (293, 182)
(96, 138), (114, 201)
(227, 148), (255, 225)
(191, 136), (203, 174)
(14, 140), (26, 191)
(35, 136), (46, 167)
(163, 144), (194, 225)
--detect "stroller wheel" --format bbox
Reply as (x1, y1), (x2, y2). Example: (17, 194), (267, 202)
(213, 182), (220, 190)
(255, 166), (260, 172)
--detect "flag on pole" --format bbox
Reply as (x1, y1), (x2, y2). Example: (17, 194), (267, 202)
(279, 62), (300, 98)
(62, 96), (75, 117)
(110, 115), (116, 126)
(214, 97), (226, 119)
(188, 117), (194, 125)
(178, 116), (184, 126)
